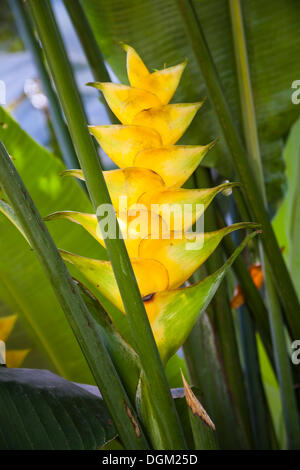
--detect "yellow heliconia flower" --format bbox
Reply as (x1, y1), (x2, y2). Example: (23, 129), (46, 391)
(45, 45), (258, 363)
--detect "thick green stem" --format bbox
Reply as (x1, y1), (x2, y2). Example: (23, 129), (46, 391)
(10, 0), (79, 170)
(195, 167), (253, 448)
(219, 212), (273, 361)
(229, 0), (300, 448)
(176, 0), (300, 339)
(238, 305), (274, 449)
(28, 0), (185, 449)
(63, 0), (118, 124)
(0, 140), (148, 450)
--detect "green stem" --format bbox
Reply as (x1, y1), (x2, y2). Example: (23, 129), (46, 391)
(0, 140), (148, 450)
(218, 212), (273, 361)
(238, 305), (274, 449)
(10, 0), (79, 170)
(28, 0), (185, 449)
(195, 167), (253, 448)
(176, 0), (300, 339)
(229, 0), (300, 449)
(63, 0), (118, 124)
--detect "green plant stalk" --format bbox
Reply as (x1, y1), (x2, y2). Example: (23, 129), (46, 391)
(63, 0), (118, 124)
(0, 140), (148, 450)
(229, 0), (300, 449)
(195, 167), (253, 448)
(28, 0), (186, 449)
(10, 0), (79, 170)
(219, 212), (273, 361)
(188, 409), (218, 450)
(183, 314), (248, 449)
(238, 305), (274, 449)
(176, 0), (300, 339)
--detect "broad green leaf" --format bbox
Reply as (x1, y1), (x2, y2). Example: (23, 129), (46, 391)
(256, 334), (285, 448)
(273, 117), (300, 298)
(0, 368), (116, 450)
(0, 199), (30, 244)
(0, 107), (106, 383)
(83, 0), (300, 207)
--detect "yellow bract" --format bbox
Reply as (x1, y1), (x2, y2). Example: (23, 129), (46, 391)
(89, 125), (162, 168)
(134, 144), (212, 187)
(60, 250), (169, 313)
(132, 103), (202, 145)
(123, 44), (187, 105)
(89, 82), (162, 124)
(62, 167), (165, 208)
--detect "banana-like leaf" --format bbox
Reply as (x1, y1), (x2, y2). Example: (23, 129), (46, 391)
(273, 117), (300, 298)
(0, 199), (30, 244)
(0, 368), (116, 450)
(0, 107), (105, 383)
(139, 222), (259, 288)
(83, 0), (300, 206)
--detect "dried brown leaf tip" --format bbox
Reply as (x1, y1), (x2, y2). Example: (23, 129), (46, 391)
(124, 402), (141, 438)
(181, 370), (215, 431)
